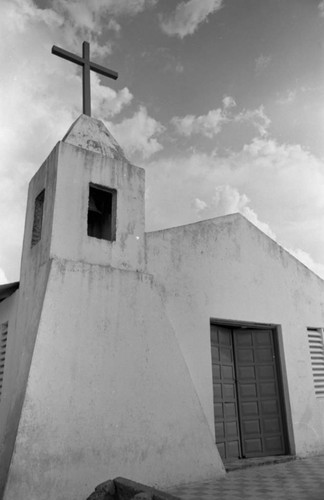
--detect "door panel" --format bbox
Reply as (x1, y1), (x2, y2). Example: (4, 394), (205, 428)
(211, 325), (286, 461)
(210, 325), (241, 461)
(233, 328), (285, 458)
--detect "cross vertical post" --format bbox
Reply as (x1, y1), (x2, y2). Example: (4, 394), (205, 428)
(51, 41), (118, 117)
(82, 42), (91, 116)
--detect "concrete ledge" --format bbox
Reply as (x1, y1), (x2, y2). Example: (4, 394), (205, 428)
(225, 455), (297, 472)
(86, 477), (181, 500)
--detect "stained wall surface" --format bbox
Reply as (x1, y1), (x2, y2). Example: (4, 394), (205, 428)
(3, 260), (224, 500)
(1, 133), (147, 500)
(146, 214), (324, 457)
(0, 141), (59, 498)
(0, 291), (19, 497)
(2, 119), (224, 500)
(50, 142), (145, 272)
(3, 114), (324, 500)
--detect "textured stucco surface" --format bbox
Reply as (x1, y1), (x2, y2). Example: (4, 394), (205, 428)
(51, 141), (145, 272)
(0, 291), (19, 497)
(0, 143), (59, 499)
(63, 114), (126, 161)
(146, 214), (324, 457)
(3, 115), (324, 500)
(3, 260), (223, 500)
(2, 117), (223, 500)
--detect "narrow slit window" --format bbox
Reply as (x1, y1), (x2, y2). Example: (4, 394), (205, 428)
(87, 184), (117, 241)
(31, 189), (45, 247)
(0, 322), (8, 403)
(307, 328), (324, 398)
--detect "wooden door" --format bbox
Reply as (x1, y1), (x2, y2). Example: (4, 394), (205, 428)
(211, 325), (286, 461)
(210, 325), (241, 461)
(233, 328), (285, 457)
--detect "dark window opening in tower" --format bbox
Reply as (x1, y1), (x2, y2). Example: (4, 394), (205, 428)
(87, 184), (117, 241)
(31, 189), (45, 247)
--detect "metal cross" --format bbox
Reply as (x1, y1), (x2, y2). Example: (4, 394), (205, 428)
(52, 41), (118, 117)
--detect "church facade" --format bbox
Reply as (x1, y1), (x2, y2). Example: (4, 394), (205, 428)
(0, 115), (324, 500)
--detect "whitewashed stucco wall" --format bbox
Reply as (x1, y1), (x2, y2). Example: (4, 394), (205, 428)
(0, 290), (19, 494)
(0, 142), (58, 500)
(3, 259), (223, 500)
(50, 142), (146, 272)
(2, 121), (224, 500)
(146, 214), (324, 457)
(3, 114), (324, 499)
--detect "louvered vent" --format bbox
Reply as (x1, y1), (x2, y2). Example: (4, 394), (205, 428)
(0, 322), (8, 402)
(308, 328), (324, 398)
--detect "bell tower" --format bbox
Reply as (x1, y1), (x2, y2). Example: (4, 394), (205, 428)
(60, 115), (145, 270)
(2, 41), (223, 500)
(19, 114), (145, 283)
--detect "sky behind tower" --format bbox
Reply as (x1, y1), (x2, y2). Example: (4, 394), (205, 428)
(1, 0), (324, 282)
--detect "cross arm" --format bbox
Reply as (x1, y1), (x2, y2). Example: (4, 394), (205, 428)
(52, 46), (118, 80)
(90, 61), (118, 80)
(52, 45), (84, 67)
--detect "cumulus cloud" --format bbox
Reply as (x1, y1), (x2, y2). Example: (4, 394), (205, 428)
(171, 108), (228, 137)
(160, 0), (223, 38)
(287, 248), (324, 280)
(107, 18), (121, 33)
(319, 1), (324, 17)
(193, 198), (208, 212)
(194, 185), (277, 239)
(255, 54), (272, 75)
(193, 185), (247, 218)
(109, 106), (165, 159)
(171, 99), (270, 138)
(234, 105), (271, 137)
(91, 79), (133, 118)
(276, 89), (297, 105)
(54, 0), (157, 42)
(223, 95), (236, 109)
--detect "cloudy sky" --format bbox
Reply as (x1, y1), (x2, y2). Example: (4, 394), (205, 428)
(1, 0), (324, 283)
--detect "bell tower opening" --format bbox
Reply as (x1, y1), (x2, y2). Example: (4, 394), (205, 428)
(31, 189), (45, 247)
(87, 183), (117, 242)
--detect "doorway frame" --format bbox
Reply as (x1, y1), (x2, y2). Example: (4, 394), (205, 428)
(210, 317), (295, 458)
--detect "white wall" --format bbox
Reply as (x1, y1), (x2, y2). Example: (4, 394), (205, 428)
(3, 116), (224, 500)
(0, 137), (59, 496)
(146, 214), (324, 457)
(1, 128), (146, 500)
(6, 113), (324, 499)
(3, 260), (224, 500)
(50, 142), (145, 272)
(0, 291), (19, 497)
(0, 144), (58, 499)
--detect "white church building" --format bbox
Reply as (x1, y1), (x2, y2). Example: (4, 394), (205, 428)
(0, 114), (324, 500)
